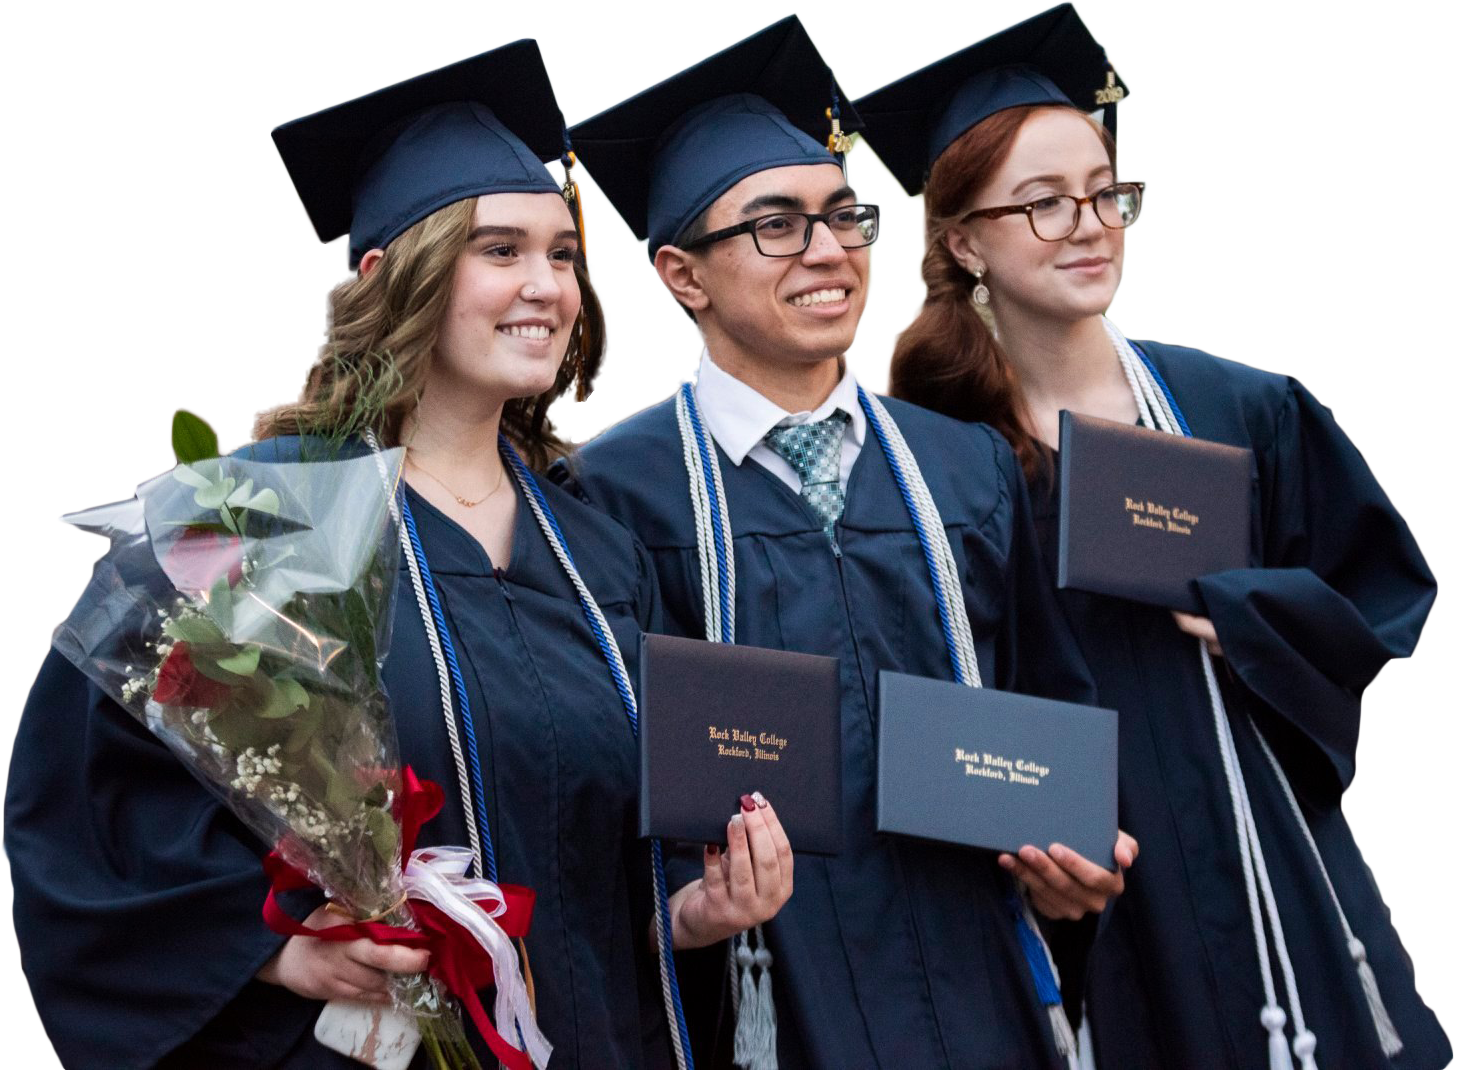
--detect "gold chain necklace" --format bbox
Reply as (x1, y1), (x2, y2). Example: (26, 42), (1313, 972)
(407, 454), (504, 508)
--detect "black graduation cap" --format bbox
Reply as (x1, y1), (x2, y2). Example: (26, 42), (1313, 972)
(854, 4), (1125, 196)
(273, 41), (570, 266)
(569, 16), (861, 260)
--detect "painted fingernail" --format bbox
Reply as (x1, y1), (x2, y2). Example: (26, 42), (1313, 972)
(752, 791), (768, 808)
(705, 843), (720, 856)
(730, 813), (744, 827)
(740, 794), (757, 812)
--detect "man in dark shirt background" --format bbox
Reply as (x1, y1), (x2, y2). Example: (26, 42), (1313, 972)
(1163, 29), (1452, 991)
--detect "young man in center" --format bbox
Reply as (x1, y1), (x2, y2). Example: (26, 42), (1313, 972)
(559, 18), (1136, 1070)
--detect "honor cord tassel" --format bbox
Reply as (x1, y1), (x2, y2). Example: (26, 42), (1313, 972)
(1250, 721), (1403, 1056)
(1104, 318), (1405, 1069)
(677, 386), (777, 1070)
(732, 927), (778, 1070)
(677, 382), (1079, 1067)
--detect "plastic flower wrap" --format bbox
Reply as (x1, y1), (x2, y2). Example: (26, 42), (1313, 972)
(49, 431), (539, 1069)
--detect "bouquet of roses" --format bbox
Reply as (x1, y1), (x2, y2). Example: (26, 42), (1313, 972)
(51, 414), (548, 1070)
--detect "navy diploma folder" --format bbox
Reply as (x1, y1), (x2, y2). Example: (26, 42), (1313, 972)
(638, 633), (842, 855)
(1058, 411), (1255, 613)
(875, 671), (1118, 869)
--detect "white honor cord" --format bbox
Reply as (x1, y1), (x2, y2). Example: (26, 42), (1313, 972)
(1106, 316), (1402, 1063)
(1104, 320), (1312, 1068)
(861, 388), (1073, 1068)
(500, 454), (692, 1070)
(676, 387), (1076, 1070)
(675, 390), (735, 645)
(366, 432), (485, 879)
(676, 387), (776, 1070)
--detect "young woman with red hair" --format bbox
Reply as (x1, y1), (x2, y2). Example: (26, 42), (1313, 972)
(859, 7), (1450, 1069)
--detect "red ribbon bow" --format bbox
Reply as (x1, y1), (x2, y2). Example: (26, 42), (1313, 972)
(262, 767), (537, 1069)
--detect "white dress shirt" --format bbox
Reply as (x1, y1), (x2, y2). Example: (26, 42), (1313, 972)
(693, 350), (867, 495)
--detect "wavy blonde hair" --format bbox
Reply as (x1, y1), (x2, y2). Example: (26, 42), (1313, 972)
(256, 195), (605, 471)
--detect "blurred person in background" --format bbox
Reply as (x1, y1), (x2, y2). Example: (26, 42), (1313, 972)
(138, 200), (351, 445)
(1157, 31), (1446, 991)
(566, 323), (699, 445)
(0, 364), (138, 1062)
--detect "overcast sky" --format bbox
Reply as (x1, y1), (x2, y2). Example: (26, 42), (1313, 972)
(2, 0), (1452, 410)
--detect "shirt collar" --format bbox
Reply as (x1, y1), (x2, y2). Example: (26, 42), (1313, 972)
(694, 349), (867, 467)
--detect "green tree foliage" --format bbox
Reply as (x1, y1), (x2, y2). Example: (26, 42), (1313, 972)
(169, 0), (537, 197)
(0, 0), (178, 377)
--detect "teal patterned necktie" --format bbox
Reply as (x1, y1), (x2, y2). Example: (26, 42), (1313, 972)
(764, 411), (850, 541)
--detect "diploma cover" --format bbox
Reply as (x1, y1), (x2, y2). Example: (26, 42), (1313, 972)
(1058, 410), (1254, 612)
(876, 671), (1118, 869)
(639, 633), (842, 855)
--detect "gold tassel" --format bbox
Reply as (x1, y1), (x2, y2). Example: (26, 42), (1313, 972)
(825, 106), (853, 156)
(561, 151), (588, 259)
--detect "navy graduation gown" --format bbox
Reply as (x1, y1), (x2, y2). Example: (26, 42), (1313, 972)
(1029, 343), (1451, 1069)
(6, 437), (674, 1070)
(555, 394), (1097, 1070)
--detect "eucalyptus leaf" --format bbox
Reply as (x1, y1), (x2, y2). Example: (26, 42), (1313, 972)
(216, 647), (261, 676)
(194, 478), (236, 510)
(163, 615), (227, 645)
(208, 706), (277, 753)
(191, 652), (252, 684)
(257, 676), (309, 718)
(365, 807), (399, 866)
(243, 488), (281, 516)
(225, 478), (255, 507)
(172, 410), (220, 465)
(171, 465), (212, 490)
(284, 703), (323, 752)
(205, 576), (233, 633)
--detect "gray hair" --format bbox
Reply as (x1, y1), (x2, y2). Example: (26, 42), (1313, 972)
(1216, 33), (1399, 225)
(178, 202), (348, 343)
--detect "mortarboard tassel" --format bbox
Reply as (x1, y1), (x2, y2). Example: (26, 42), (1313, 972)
(732, 927), (778, 1070)
(560, 145), (594, 402)
(1093, 67), (1123, 139)
(561, 148), (589, 259)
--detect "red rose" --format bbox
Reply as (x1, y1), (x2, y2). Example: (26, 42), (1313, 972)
(164, 529), (244, 592)
(153, 643), (233, 708)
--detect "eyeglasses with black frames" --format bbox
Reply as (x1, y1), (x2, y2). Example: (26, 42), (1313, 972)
(959, 182), (1144, 242)
(681, 203), (881, 257)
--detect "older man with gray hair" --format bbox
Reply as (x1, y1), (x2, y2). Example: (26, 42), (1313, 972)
(138, 200), (351, 445)
(1163, 29), (1452, 991)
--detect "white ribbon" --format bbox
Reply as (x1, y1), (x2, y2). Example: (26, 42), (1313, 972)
(403, 846), (553, 1070)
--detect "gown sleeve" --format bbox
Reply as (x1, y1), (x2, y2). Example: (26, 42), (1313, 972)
(1195, 379), (1436, 799)
(5, 649), (322, 1069)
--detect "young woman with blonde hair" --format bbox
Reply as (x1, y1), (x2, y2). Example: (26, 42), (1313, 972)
(8, 42), (790, 1070)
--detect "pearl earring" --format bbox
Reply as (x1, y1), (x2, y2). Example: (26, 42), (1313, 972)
(971, 266), (990, 307)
